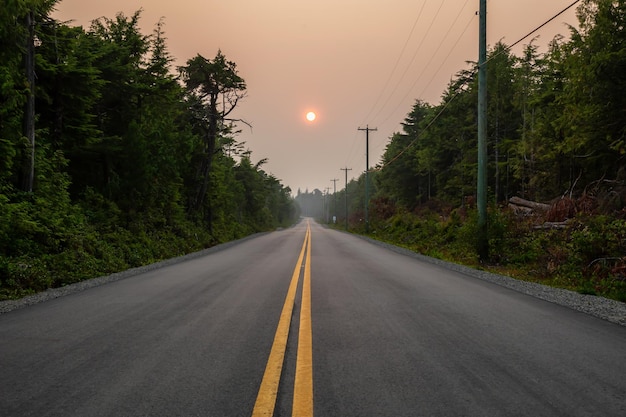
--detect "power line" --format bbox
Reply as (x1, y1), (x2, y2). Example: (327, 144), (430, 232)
(377, 7), (475, 127)
(360, 1), (428, 126)
(370, 2), (474, 157)
(369, 1), (448, 124)
(378, 86), (465, 172)
(511, 0), (581, 50)
(416, 12), (475, 106)
(344, 129), (362, 174)
(368, 1), (582, 174)
(356, 2), (470, 170)
(347, 0), (580, 200)
(485, 0), (582, 66)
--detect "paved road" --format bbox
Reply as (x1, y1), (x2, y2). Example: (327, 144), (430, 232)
(1, 219), (625, 416)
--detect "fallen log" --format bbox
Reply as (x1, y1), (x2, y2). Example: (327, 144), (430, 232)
(509, 196), (551, 212)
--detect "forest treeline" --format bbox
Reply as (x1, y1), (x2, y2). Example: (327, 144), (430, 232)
(1, 1), (297, 298)
(298, 0), (626, 301)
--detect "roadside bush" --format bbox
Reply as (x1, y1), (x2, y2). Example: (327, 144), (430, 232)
(0, 256), (52, 299)
(558, 216), (626, 298)
(366, 204), (626, 302)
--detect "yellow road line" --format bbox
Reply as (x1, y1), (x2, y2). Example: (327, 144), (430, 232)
(293, 221), (314, 416)
(251, 224), (310, 417)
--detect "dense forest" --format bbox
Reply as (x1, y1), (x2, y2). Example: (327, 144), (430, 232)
(302, 0), (626, 301)
(0, 1), (297, 298)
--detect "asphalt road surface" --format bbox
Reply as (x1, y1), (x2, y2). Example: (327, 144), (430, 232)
(1, 219), (625, 416)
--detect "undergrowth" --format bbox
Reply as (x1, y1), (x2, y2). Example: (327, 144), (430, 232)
(357, 207), (626, 303)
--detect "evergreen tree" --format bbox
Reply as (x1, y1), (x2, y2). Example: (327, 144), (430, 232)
(179, 51), (247, 220)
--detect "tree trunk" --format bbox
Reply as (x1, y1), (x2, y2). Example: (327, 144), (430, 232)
(509, 196), (550, 212)
(190, 94), (219, 230)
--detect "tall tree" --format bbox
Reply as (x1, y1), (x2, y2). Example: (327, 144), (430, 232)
(35, 23), (102, 160)
(75, 10), (150, 202)
(486, 42), (522, 202)
(515, 36), (571, 200)
(566, 0), (626, 183)
(427, 68), (477, 205)
(179, 51), (247, 217)
(376, 100), (432, 209)
(511, 40), (544, 199)
(0, 0), (58, 192)
(114, 19), (190, 224)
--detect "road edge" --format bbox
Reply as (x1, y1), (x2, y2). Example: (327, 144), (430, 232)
(352, 233), (626, 327)
(0, 232), (270, 314)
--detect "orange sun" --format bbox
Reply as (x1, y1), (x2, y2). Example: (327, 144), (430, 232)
(306, 111), (316, 122)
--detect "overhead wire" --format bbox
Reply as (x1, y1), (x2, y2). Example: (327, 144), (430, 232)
(368, 0), (447, 124)
(484, 0), (581, 66)
(416, 10), (475, 111)
(369, 12), (475, 161)
(359, 1), (428, 126)
(369, 1), (473, 158)
(370, 0), (583, 174)
(370, 83), (468, 173)
(344, 129), (363, 171)
(351, 1), (452, 174)
(346, 1), (430, 176)
(376, 0), (473, 128)
(509, 0), (581, 51)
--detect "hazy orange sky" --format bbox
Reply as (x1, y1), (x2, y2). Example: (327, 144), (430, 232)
(53, 1), (579, 195)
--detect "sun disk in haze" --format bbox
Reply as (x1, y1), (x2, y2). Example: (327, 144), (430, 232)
(306, 111), (316, 122)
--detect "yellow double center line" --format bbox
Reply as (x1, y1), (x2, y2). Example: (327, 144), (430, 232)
(252, 221), (313, 417)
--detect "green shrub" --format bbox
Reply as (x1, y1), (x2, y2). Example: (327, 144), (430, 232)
(0, 256), (52, 299)
(368, 205), (626, 302)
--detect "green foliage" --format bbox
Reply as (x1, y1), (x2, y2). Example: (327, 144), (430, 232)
(0, 8), (297, 299)
(376, 101), (433, 208)
(369, 1), (626, 210)
(556, 216), (626, 299)
(366, 205), (626, 301)
(180, 51), (247, 215)
(354, 1), (626, 301)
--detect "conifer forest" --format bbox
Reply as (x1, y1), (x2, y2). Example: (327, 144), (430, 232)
(3, 1), (626, 301)
(1, 2), (297, 298)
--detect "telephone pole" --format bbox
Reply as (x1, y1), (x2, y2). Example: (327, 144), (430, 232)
(331, 178), (338, 223)
(325, 187), (331, 223)
(341, 167), (352, 231)
(358, 125), (377, 233)
(477, 0), (488, 260)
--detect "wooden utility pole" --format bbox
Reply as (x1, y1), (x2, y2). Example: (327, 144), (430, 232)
(358, 125), (377, 233)
(341, 167), (352, 231)
(331, 178), (338, 223)
(325, 187), (331, 223)
(477, 0), (488, 260)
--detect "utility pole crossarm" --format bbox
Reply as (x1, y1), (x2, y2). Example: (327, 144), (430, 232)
(357, 125), (378, 174)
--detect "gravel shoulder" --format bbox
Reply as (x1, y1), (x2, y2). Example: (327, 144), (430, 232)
(0, 233), (266, 315)
(356, 234), (626, 327)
